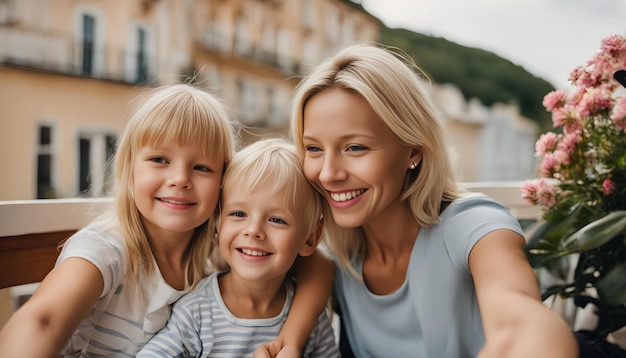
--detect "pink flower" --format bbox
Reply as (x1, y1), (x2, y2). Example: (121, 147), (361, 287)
(551, 107), (569, 127)
(557, 131), (581, 156)
(539, 153), (560, 177)
(521, 179), (557, 208)
(575, 88), (612, 118)
(536, 181), (557, 208)
(600, 35), (626, 58)
(611, 97), (626, 130)
(521, 181), (538, 205)
(553, 149), (570, 166)
(602, 179), (616, 195)
(535, 132), (558, 156)
(543, 90), (568, 111)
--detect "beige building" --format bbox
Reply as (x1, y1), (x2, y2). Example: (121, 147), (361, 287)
(0, 0), (380, 201)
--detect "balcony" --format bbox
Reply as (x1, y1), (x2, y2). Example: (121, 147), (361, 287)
(0, 28), (156, 84)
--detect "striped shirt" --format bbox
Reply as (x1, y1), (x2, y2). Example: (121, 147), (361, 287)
(137, 272), (339, 358)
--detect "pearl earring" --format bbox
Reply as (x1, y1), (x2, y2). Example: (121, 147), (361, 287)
(410, 162), (418, 170)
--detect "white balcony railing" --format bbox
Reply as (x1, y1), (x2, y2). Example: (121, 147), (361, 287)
(0, 181), (539, 240)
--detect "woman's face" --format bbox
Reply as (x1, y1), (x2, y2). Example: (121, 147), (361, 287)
(301, 88), (418, 229)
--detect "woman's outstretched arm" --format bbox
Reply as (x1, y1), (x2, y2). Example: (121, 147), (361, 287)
(470, 230), (578, 358)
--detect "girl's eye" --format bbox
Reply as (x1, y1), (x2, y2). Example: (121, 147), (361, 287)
(150, 156), (168, 164)
(269, 217), (287, 225)
(346, 144), (367, 152)
(194, 165), (212, 172)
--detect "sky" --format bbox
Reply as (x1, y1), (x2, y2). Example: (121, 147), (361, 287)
(360, 0), (626, 90)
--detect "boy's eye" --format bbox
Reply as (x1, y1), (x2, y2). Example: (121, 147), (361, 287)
(229, 211), (246, 218)
(269, 217), (287, 225)
(194, 165), (212, 172)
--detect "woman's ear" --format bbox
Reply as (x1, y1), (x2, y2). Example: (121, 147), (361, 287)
(410, 147), (422, 165)
(299, 219), (323, 257)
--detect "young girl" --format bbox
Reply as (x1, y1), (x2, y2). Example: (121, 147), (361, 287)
(137, 138), (338, 357)
(0, 84), (332, 357)
(276, 43), (577, 357)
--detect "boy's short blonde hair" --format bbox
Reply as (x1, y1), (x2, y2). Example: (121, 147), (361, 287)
(212, 137), (323, 271)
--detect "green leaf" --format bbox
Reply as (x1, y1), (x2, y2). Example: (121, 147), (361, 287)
(595, 261), (626, 306)
(562, 211), (626, 252)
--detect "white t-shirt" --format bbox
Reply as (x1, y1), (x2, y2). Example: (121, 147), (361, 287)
(56, 221), (190, 357)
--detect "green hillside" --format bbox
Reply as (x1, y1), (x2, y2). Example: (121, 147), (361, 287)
(379, 26), (554, 130)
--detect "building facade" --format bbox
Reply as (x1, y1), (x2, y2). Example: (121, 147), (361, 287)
(0, 0), (380, 200)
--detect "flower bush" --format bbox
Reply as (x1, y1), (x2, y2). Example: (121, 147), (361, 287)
(522, 34), (626, 339)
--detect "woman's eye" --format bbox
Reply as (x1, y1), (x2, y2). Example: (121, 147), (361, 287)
(346, 144), (367, 152)
(269, 217), (287, 225)
(305, 145), (322, 153)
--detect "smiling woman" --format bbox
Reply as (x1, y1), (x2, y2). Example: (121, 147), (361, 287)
(285, 43), (579, 358)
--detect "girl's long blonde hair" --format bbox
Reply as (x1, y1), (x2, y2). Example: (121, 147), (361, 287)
(109, 84), (237, 287)
(291, 43), (460, 276)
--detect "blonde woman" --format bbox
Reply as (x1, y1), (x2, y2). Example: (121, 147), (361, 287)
(282, 44), (577, 357)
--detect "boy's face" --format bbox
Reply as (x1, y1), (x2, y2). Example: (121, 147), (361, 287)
(218, 180), (311, 283)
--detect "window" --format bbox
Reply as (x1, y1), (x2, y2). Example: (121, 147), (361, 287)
(36, 125), (54, 199)
(74, 6), (104, 77)
(78, 132), (116, 197)
(81, 14), (95, 75)
(136, 27), (148, 83)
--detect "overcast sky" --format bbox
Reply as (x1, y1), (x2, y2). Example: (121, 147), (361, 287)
(360, 0), (626, 90)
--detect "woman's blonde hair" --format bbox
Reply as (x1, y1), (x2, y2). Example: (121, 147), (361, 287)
(111, 83), (237, 288)
(290, 43), (459, 274)
(211, 137), (323, 271)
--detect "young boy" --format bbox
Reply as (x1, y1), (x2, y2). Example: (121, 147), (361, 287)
(137, 138), (338, 357)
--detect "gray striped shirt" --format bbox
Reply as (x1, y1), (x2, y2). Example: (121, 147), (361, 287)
(137, 272), (339, 358)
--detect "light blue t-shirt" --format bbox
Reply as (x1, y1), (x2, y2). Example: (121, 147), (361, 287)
(137, 272), (339, 358)
(333, 194), (524, 358)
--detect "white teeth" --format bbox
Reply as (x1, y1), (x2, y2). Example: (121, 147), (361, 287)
(330, 190), (364, 202)
(160, 198), (192, 205)
(241, 249), (269, 257)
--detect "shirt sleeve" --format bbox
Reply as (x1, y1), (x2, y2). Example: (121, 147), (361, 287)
(442, 193), (524, 274)
(137, 296), (205, 357)
(56, 226), (125, 298)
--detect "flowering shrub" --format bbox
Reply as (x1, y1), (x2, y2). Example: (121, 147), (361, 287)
(522, 35), (626, 338)
(522, 35), (626, 220)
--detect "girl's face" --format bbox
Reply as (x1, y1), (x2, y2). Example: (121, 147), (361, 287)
(133, 143), (223, 241)
(302, 88), (418, 229)
(218, 180), (311, 284)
